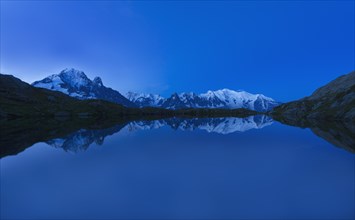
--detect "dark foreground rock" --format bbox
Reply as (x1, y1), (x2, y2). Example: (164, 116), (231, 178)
(271, 71), (355, 122)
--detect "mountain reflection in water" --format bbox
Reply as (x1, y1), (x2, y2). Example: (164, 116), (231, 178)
(0, 115), (354, 158)
(127, 115), (273, 134)
(1, 115), (271, 156)
(48, 115), (273, 153)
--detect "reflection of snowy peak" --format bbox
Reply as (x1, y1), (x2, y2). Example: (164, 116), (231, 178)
(128, 115), (273, 134)
(32, 68), (135, 107)
(47, 124), (125, 153)
(46, 116), (273, 153)
(125, 89), (280, 112)
(126, 120), (166, 132)
(197, 116), (273, 134)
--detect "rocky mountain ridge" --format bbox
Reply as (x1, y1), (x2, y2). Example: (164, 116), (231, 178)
(127, 89), (280, 112)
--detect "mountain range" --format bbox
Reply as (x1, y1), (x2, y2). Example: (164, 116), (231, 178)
(32, 68), (280, 112)
(0, 73), (258, 119)
(126, 89), (280, 112)
(3, 68), (354, 121)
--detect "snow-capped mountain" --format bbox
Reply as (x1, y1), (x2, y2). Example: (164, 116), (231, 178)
(32, 68), (135, 107)
(126, 92), (166, 107)
(32, 68), (279, 111)
(125, 89), (280, 112)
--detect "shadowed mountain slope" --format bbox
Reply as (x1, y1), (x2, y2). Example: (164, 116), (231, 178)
(272, 71), (355, 122)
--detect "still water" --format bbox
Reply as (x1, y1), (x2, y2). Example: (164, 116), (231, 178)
(1, 116), (354, 219)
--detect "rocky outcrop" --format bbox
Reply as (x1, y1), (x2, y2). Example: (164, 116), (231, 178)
(272, 71), (355, 122)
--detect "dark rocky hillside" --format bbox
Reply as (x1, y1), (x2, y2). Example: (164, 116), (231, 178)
(272, 71), (355, 122)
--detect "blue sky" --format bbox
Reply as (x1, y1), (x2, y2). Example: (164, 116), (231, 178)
(1, 1), (354, 102)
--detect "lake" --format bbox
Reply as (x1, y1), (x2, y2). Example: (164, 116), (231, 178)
(1, 116), (354, 219)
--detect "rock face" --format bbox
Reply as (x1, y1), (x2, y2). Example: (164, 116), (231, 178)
(272, 71), (355, 121)
(32, 68), (135, 107)
(126, 89), (280, 112)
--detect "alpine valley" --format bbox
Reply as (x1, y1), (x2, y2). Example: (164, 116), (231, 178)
(33, 68), (281, 112)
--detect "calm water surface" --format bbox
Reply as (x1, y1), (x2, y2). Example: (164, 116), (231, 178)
(1, 116), (354, 219)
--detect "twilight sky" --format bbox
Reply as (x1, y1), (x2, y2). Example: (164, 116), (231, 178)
(1, 1), (354, 102)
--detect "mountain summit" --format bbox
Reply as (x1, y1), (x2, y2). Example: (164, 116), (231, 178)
(126, 89), (280, 112)
(32, 68), (135, 107)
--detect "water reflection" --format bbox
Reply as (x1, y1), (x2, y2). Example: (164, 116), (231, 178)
(47, 125), (125, 153)
(311, 123), (354, 153)
(127, 115), (273, 134)
(0, 115), (354, 158)
(42, 115), (273, 153)
(1, 116), (272, 156)
(0, 117), (128, 157)
(273, 116), (355, 153)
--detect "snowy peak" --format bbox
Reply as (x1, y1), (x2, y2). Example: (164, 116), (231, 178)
(93, 77), (103, 87)
(125, 92), (166, 107)
(202, 89), (258, 103)
(162, 92), (194, 109)
(58, 68), (91, 89)
(198, 89), (279, 111)
(32, 68), (135, 107)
